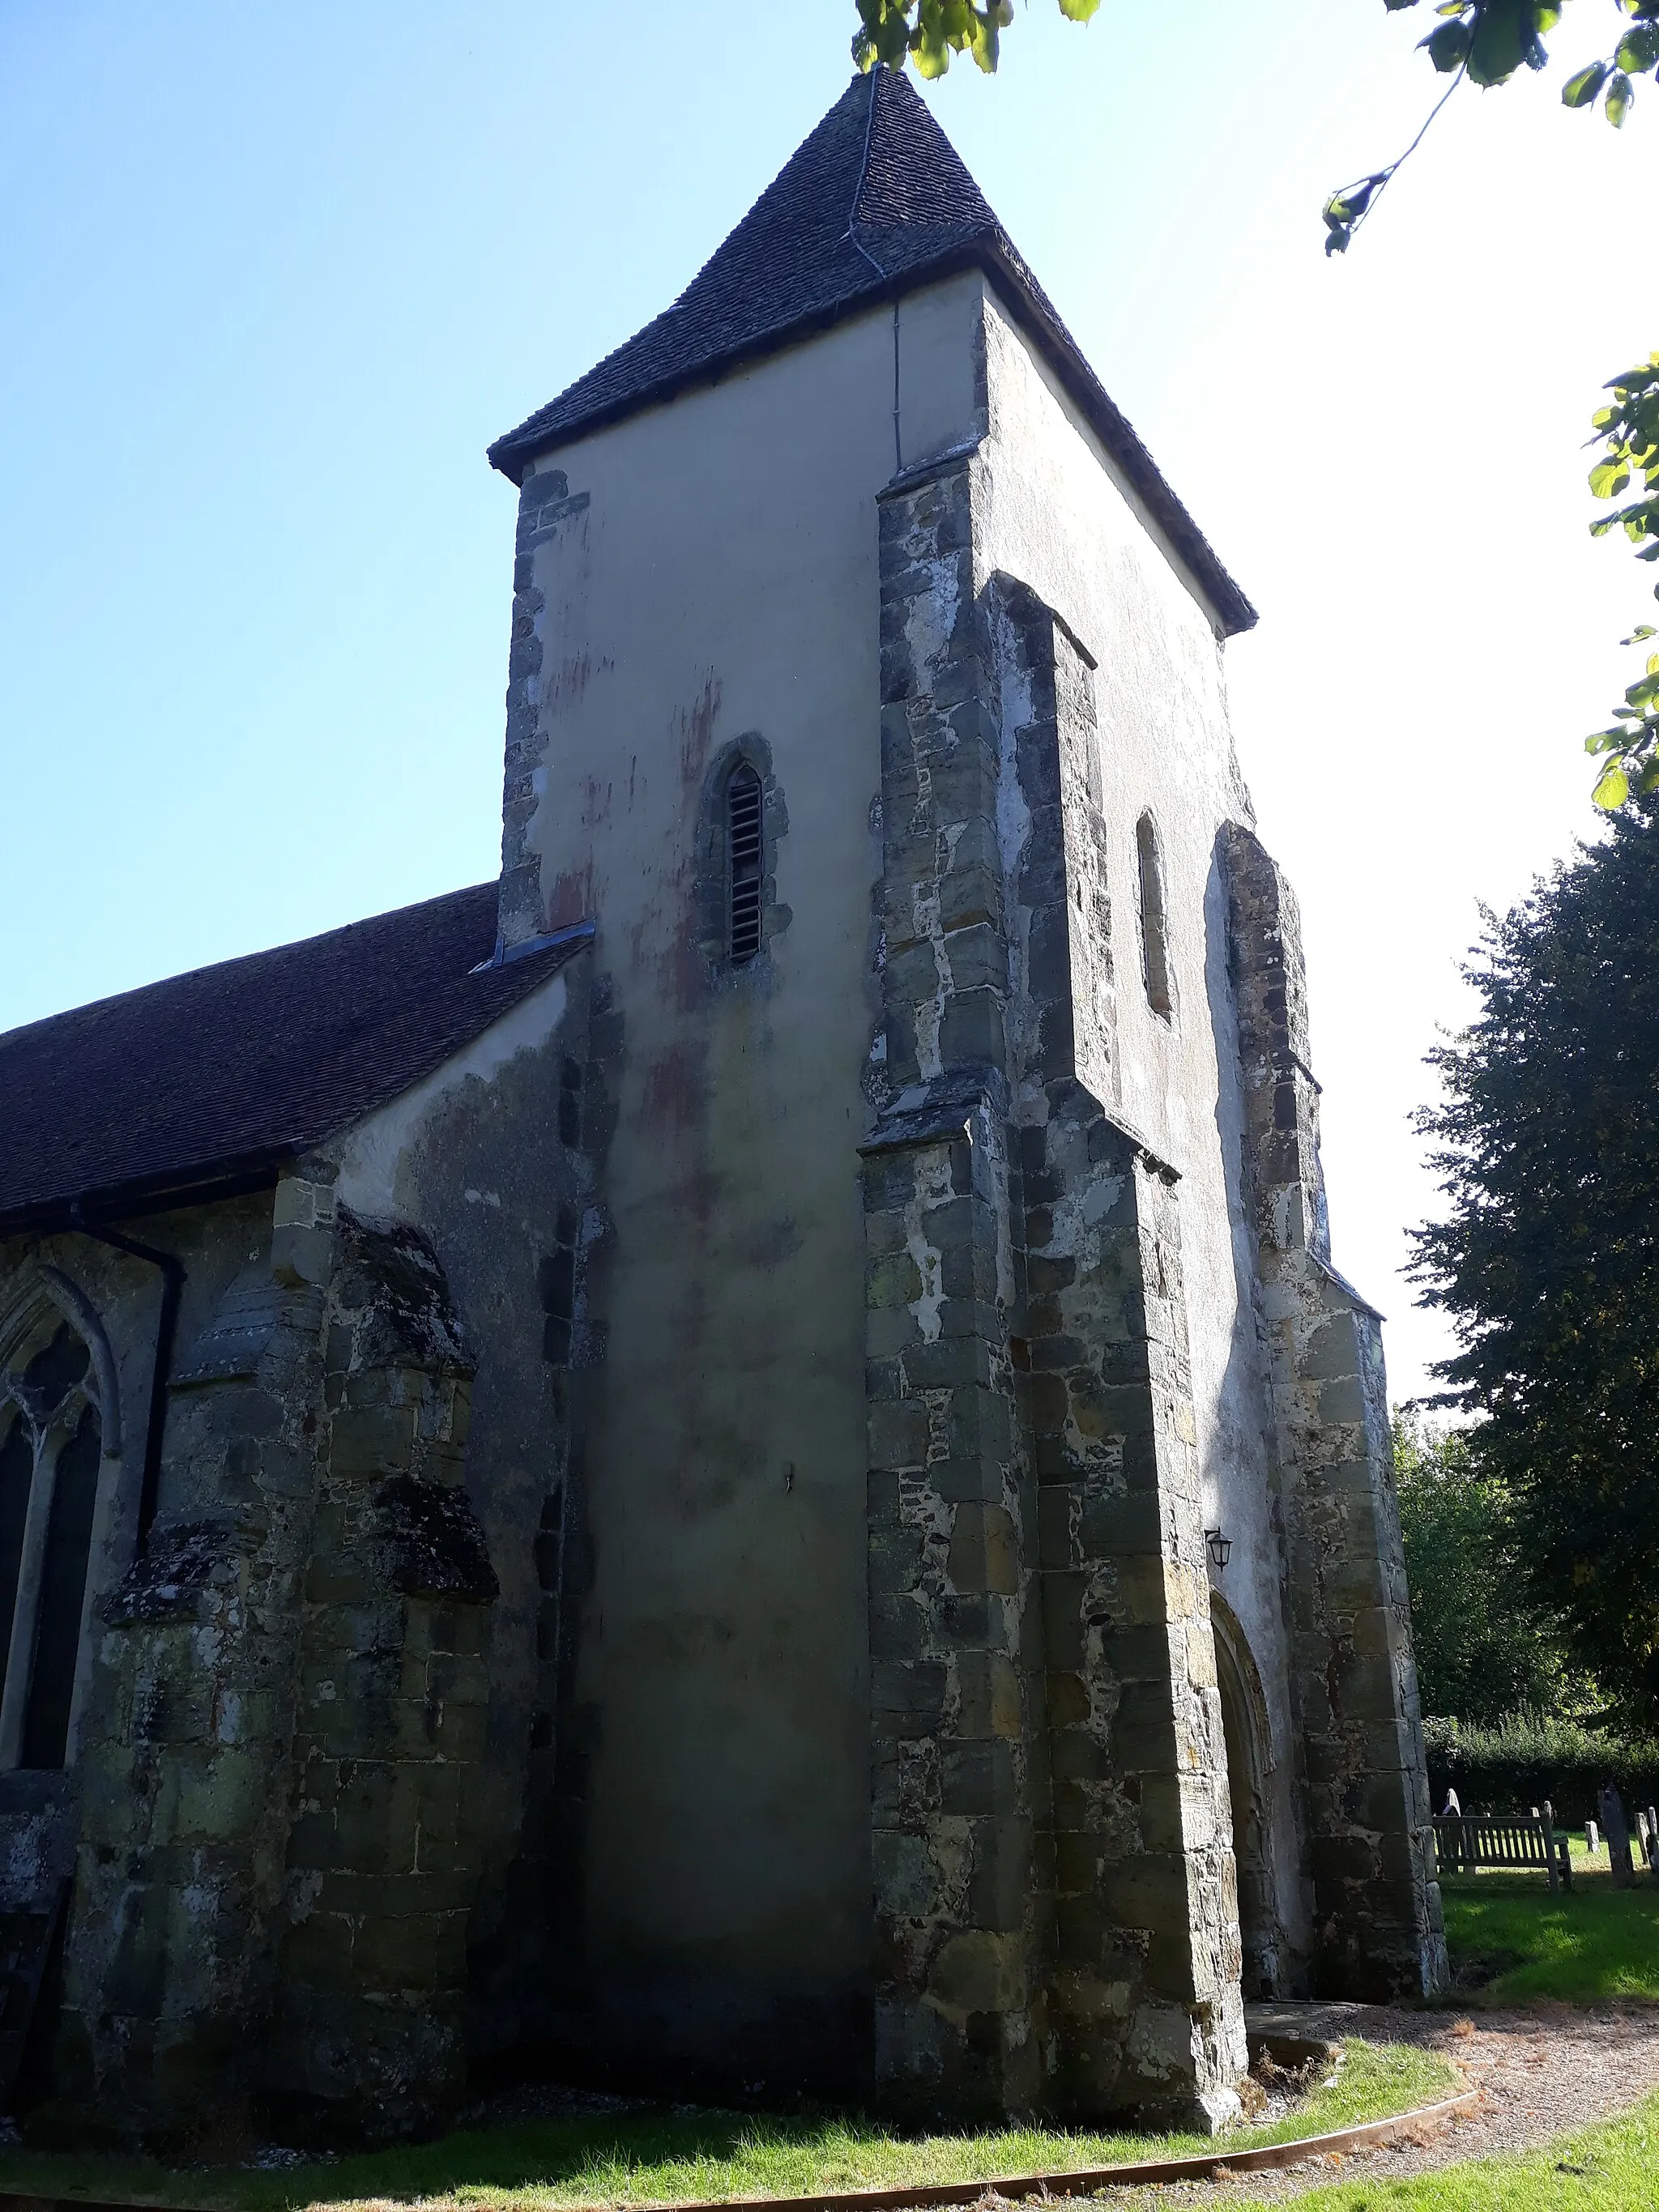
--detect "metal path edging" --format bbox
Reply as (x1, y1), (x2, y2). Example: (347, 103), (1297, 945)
(0, 2084), (1482, 2212)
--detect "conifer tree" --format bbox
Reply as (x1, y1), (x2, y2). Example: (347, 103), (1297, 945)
(1414, 806), (1659, 1722)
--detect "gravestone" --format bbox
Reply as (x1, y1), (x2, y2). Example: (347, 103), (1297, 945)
(1599, 1783), (1635, 1890)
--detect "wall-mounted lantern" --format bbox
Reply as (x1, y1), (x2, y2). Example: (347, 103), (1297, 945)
(1205, 1526), (1232, 1572)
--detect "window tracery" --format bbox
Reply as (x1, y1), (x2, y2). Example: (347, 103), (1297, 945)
(0, 1316), (105, 1770)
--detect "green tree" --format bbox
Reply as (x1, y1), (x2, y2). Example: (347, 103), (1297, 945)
(851, 0), (1098, 79)
(1412, 804), (1659, 1725)
(1320, 4), (1659, 809)
(1392, 1412), (1570, 1722)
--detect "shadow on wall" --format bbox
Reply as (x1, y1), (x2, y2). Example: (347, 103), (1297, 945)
(1211, 1591), (1289, 1999)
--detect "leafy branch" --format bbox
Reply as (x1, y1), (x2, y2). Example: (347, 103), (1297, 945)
(1585, 356), (1659, 804)
(1321, 1), (1659, 810)
(851, 0), (1099, 81)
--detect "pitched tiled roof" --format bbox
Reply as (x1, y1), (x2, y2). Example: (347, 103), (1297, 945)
(0, 885), (586, 1232)
(488, 69), (1255, 637)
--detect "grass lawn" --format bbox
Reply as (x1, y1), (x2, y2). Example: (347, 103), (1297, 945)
(0, 2041), (1457, 2212)
(1234, 2086), (1659, 2209)
(1439, 1847), (1659, 2002)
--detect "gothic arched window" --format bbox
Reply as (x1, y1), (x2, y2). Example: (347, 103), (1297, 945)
(1136, 811), (1174, 1020)
(694, 736), (787, 979)
(727, 762), (764, 965)
(0, 1319), (104, 1771)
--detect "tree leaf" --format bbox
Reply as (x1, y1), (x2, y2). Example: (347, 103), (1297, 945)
(1422, 19), (1473, 69)
(1617, 23), (1659, 68)
(1563, 59), (1610, 104)
(1056, 0), (1102, 19)
(1593, 763), (1631, 807)
(1469, 0), (1534, 83)
(1591, 460), (1632, 497)
(1606, 70), (1636, 123)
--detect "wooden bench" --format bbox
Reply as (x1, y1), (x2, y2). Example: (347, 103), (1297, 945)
(1432, 1809), (1572, 1890)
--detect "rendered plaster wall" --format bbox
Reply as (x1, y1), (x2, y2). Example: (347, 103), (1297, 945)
(330, 957), (597, 2065)
(495, 275), (989, 2091)
(972, 283), (1313, 1979)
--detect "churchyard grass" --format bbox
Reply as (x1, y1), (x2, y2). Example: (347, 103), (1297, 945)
(1439, 1844), (1659, 2001)
(1231, 2087), (1659, 2210)
(0, 2041), (1456, 2212)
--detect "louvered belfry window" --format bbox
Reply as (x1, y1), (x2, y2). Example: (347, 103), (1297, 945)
(727, 765), (763, 965)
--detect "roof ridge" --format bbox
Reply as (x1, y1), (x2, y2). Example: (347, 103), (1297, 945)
(0, 881), (501, 1047)
(844, 66), (885, 278)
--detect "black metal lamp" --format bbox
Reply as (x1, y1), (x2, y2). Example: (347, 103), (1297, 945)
(1205, 1526), (1232, 1571)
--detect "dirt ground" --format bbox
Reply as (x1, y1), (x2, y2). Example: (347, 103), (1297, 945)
(1085, 2001), (1659, 2205)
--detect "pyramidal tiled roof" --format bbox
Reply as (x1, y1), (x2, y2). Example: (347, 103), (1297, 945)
(488, 70), (1255, 636)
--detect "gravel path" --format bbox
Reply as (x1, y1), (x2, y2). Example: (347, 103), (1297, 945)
(1088, 2001), (1659, 2205)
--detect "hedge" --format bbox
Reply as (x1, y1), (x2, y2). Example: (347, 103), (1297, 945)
(1423, 1711), (1659, 1827)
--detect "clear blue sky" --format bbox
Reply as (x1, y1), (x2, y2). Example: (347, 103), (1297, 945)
(2, 0), (1653, 1395)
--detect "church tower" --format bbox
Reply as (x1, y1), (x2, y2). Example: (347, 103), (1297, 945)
(484, 68), (1444, 2125)
(0, 66), (1445, 2143)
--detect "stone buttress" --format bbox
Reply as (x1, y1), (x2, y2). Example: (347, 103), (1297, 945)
(861, 447), (1247, 2128)
(55, 1173), (501, 2140)
(1220, 825), (1447, 2000)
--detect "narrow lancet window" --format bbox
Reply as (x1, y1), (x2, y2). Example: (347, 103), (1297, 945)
(0, 1319), (101, 1771)
(1137, 812), (1173, 1019)
(21, 1404), (100, 1771)
(0, 1421), (32, 1699)
(728, 764), (764, 965)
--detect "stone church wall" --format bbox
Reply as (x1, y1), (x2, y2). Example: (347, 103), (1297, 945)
(0, 957), (592, 2142)
(973, 283), (1318, 1986)
(862, 449), (1247, 2127)
(331, 956), (603, 2075)
(0, 232), (1446, 2142)
(1219, 827), (1447, 1998)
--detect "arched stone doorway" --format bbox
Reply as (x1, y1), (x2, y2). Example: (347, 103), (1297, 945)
(1211, 1595), (1285, 1998)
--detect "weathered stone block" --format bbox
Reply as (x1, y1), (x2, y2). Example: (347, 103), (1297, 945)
(939, 1738), (1017, 1818)
(328, 1405), (419, 1480)
(955, 1651), (1021, 1740)
(869, 1400), (931, 1472)
(947, 1503), (1020, 1596)
(873, 1661), (948, 1737)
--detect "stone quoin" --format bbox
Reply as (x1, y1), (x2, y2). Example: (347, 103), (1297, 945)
(0, 67), (1445, 2146)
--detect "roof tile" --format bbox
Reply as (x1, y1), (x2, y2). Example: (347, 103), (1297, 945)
(0, 885), (585, 1230)
(488, 70), (1254, 635)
